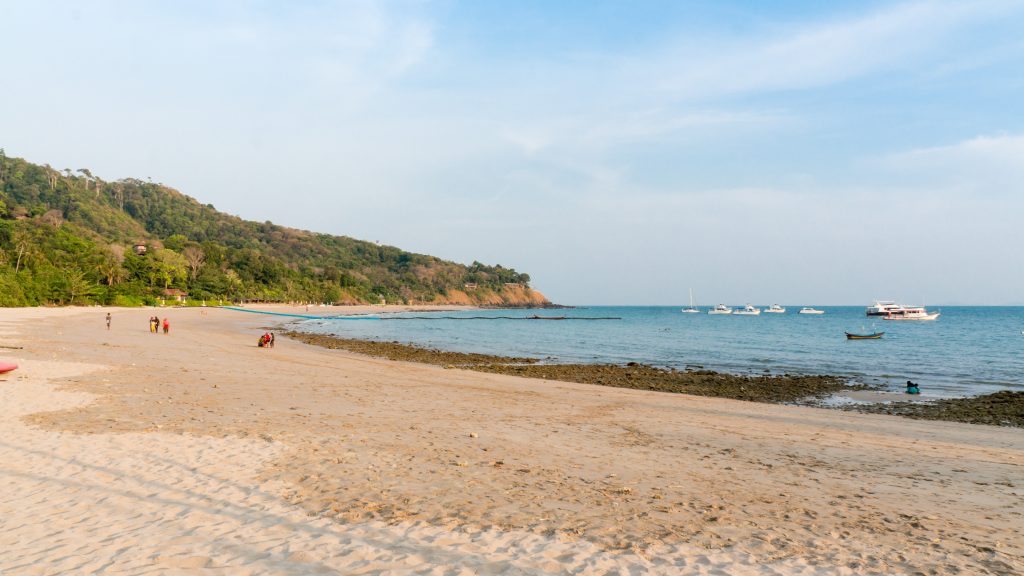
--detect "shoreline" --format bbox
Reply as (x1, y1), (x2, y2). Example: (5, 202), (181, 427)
(283, 330), (858, 404)
(264, 304), (1024, 402)
(282, 328), (1024, 427)
(4, 306), (1023, 573)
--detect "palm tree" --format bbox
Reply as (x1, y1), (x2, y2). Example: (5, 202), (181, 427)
(44, 164), (58, 190)
(64, 269), (97, 304)
(77, 168), (96, 194)
(97, 253), (127, 286)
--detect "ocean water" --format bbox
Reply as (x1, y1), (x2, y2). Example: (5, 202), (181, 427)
(292, 306), (1024, 397)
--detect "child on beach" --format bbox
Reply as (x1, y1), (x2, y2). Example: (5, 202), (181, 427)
(162, 318), (169, 334)
(105, 313), (111, 330)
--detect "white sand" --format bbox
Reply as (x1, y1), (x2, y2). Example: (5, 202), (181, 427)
(0, 307), (1021, 574)
(0, 308), (828, 575)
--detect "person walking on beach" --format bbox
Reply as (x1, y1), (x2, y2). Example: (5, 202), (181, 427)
(105, 313), (111, 330)
(149, 316), (156, 333)
(162, 317), (169, 334)
(268, 333), (275, 348)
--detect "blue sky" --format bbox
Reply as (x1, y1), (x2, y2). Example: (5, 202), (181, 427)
(2, 1), (1023, 304)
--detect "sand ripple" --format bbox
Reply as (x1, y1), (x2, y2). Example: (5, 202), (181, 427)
(0, 359), (830, 575)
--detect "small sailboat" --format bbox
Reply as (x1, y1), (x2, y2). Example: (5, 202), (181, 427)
(681, 288), (700, 313)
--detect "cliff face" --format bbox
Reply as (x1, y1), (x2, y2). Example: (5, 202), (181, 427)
(432, 284), (551, 307)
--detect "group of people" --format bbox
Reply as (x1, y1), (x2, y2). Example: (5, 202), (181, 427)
(258, 332), (275, 348)
(149, 316), (169, 334)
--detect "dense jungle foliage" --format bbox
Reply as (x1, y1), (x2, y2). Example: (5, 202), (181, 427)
(0, 150), (534, 306)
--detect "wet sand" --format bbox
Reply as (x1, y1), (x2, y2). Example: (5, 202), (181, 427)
(284, 331), (855, 404)
(3, 305), (1023, 574)
(286, 330), (1024, 422)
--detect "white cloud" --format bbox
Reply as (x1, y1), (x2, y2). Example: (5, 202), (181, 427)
(882, 133), (1024, 193)
(502, 130), (550, 156)
(651, 0), (1024, 100)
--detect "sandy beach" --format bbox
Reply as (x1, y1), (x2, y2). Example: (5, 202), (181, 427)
(1, 306), (1022, 575)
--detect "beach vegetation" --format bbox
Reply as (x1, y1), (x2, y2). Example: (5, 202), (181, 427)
(0, 153), (541, 307)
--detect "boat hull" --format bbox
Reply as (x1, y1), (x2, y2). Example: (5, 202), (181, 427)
(846, 332), (884, 340)
(882, 312), (940, 321)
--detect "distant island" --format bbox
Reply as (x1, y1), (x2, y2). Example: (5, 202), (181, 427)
(0, 150), (549, 307)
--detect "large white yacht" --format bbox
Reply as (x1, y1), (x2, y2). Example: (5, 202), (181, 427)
(798, 307), (825, 315)
(708, 304), (733, 315)
(881, 306), (940, 321)
(734, 304), (761, 316)
(764, 304), (786, 313)
(866, 300), (904, 316)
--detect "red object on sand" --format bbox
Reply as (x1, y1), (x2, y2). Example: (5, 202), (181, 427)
(0, 362), (18, 374)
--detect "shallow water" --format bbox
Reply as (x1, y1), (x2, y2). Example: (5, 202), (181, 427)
(293, 306), (1024, 397)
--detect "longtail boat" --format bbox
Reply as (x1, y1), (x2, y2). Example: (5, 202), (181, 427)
(845, 331), (884, 340)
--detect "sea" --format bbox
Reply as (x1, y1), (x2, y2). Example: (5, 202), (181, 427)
(291, 306), (1024, 398)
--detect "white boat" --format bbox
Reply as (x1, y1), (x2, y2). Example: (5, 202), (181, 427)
(882, 306), (940, 321)
(798, 307), (825, 315)
(681, 288), (700, 313)
(734, 304), (761, 316)
(764, 304), (786, 313)
(708, 304), (733, 315)
(866, 300), (904, 316)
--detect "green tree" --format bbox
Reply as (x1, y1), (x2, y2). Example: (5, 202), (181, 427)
(164, 233), (188, 252)
(62, 269), (98, 304)
(150, 248), (188, 289)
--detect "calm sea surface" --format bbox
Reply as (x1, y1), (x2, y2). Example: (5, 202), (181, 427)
(293, 306), (1024, 398)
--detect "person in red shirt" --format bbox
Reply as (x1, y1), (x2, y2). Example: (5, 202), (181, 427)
(162, 318), (169, 334)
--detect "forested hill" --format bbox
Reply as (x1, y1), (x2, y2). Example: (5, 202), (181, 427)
(0, 151), (549, 307)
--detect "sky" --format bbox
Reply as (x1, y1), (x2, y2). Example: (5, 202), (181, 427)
(1, 0), (1023, 305)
